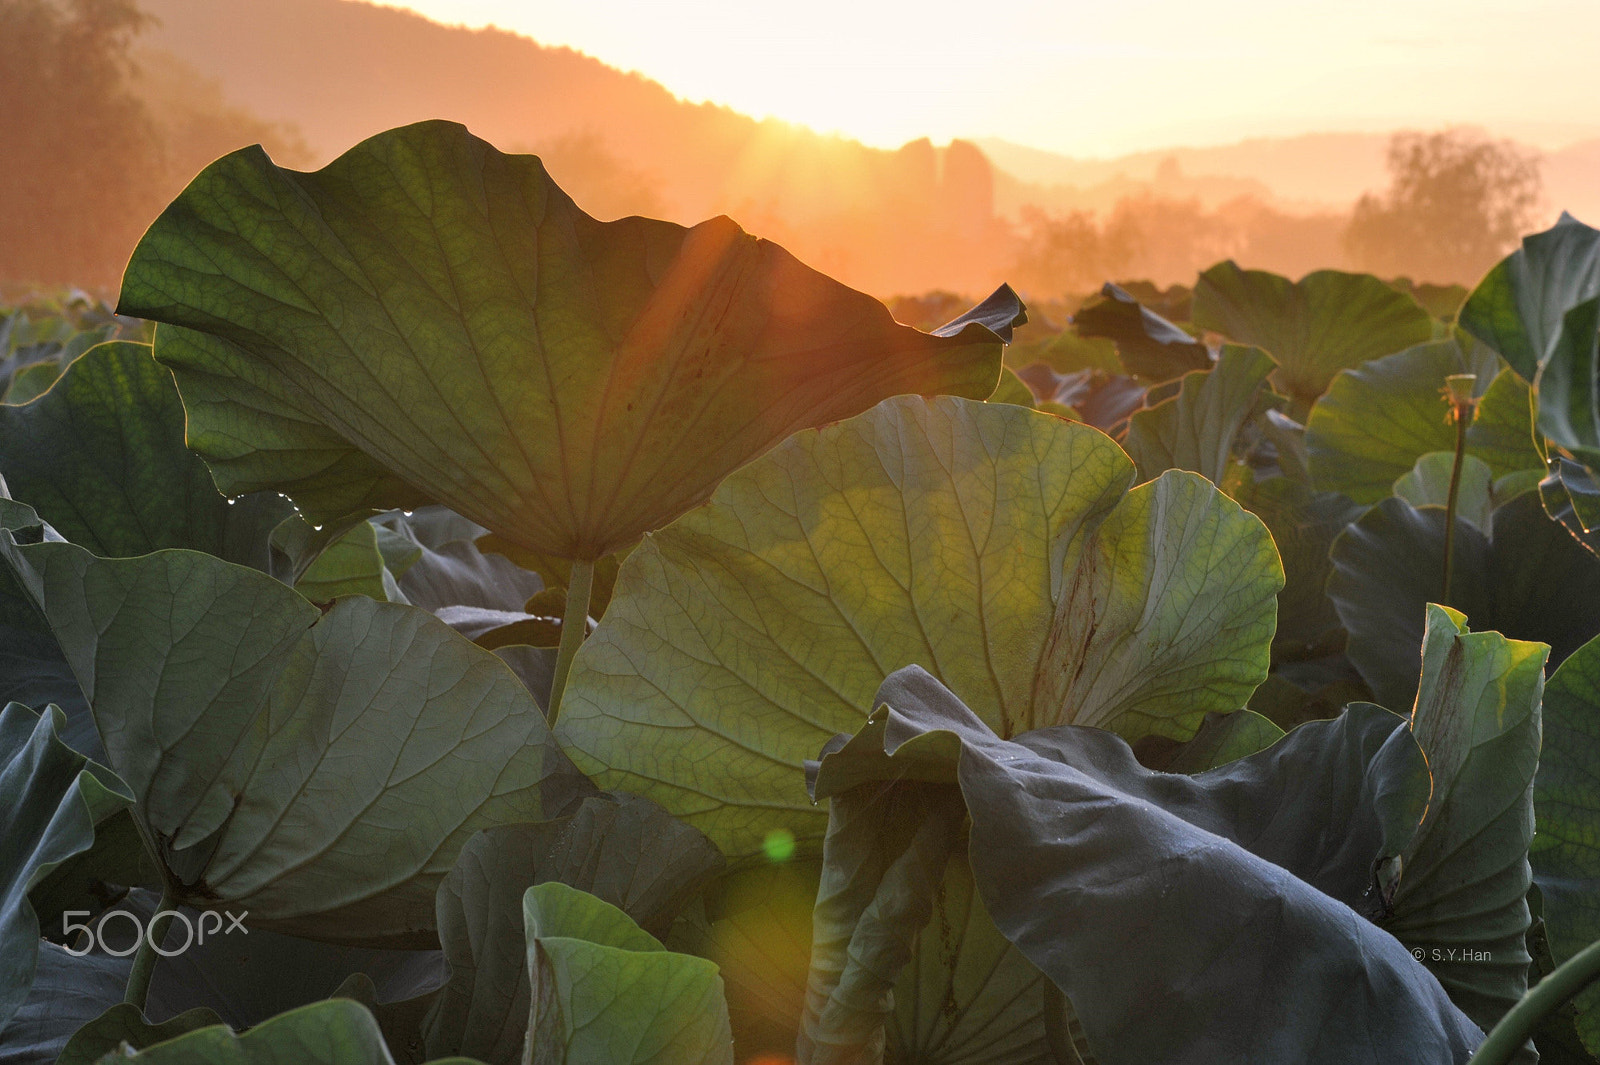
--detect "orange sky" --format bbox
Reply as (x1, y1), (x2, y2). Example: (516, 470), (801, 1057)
(381, 0), (1600, 156)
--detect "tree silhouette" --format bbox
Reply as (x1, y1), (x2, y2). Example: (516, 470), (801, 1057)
(1345, 128), (1542, 286)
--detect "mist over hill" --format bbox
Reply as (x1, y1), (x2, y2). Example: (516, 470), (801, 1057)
(16, 0), (1591, 297)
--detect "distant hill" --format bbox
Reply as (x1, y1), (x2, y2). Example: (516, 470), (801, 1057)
(135, 0), (1011, 296)
(125, 0), (1597, 294)
(980, 133), (1600, 225)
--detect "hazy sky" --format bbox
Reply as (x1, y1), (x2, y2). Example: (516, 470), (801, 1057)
(382, 0), (1600, 156)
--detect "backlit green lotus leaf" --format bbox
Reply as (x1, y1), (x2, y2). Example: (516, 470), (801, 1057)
(0, 501), (590, 946)
(1194, 262), (1435, 410)
(118, 121), (1013, 560)
(557, 396), (1282, 859)
(1304, 336), (1539, 504)
(1384, 605), (1546, 1047)
(1459, 213), (1600, 382)
(1124, 343), (1276, 483)
(523, 883), (734, 1065)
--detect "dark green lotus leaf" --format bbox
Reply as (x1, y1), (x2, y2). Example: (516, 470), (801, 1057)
(55, 1004), (226, 1065)
(1227, 473), (1362, 659)
(1542, 456), (1600, 557)
(1124, 344), (1276, 482)
(1459, 213), (1600, 382)
(0, 502), (590, 946)
(1194, 261), (1436, 411)
(1013, 364), (1148, 437)
(0, 340), (290, 754)
(1071, 282), (1209, 382)
(1247, 668), (1372, 731)
(0, 341), (290, 564)
(1537, 296), (1600, 461)
(93, 997), (481, 1064)
(0, 943), (131, 1063)
(802, 666), (1474, 1065)
(0, 621), (94, 758)
(1532, 632), (1600, 1053)
(274, 516), (394, 604)
(1394, 452), (1495, 530)
(523, 883), (734, 1065)
(1327, 491), (1600, 710)
(423, 794), (723, 1064)
(1304, 336), (1531, 503)
(0, 703), (131, 1037)
(557, 396), (1282, 860)
(1381, 606), (1545, 1048)
(119, 121), (1013, 560)
(2, 360), (63, 405)
(4, 885), (444, 1063)
(374, 509), (544, 615)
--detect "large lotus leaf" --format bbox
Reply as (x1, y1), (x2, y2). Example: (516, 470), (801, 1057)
(556, 396), (1282, 860)
(1194, 261), (1436, 409)
(118, 120), (1013, 560)
(0, 503), (590, 946)
(1381, 605), (1545, 1046)
(1071, 282), (1209, 382)
(55, 1005), (224, 1065)
(1537, 296), (1600, 465)
(1124, 344), (1276, 482)
(93, 997), (479, 1064)
(1328, 492), (1600, 710)
(423, 794), (724, 1064)
(522, 883), (734, 1065)
(802, 666), (1475, 1065)
(0, 703), (131, 1036)
(0, 340), (290, 564)
(1532, 632), (1600, 1053)
(1459, 213), (1600, 382)
(1304, 336), (1528, 503)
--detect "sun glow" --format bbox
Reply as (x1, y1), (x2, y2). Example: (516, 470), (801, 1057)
(380, 0), (1600, 156)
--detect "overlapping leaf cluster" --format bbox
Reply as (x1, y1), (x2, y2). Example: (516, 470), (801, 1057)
(3, 121), (1600, 1065)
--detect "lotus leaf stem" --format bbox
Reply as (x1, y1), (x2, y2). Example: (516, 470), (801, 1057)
(1467, 936), (1600, 1064)
(1442, 373), (1477, 606)
(546, 558), (594, 726)
(123, 887), (174, 1011)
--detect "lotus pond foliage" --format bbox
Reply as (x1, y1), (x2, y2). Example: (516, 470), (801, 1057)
(3, 121), (1600, 1064)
